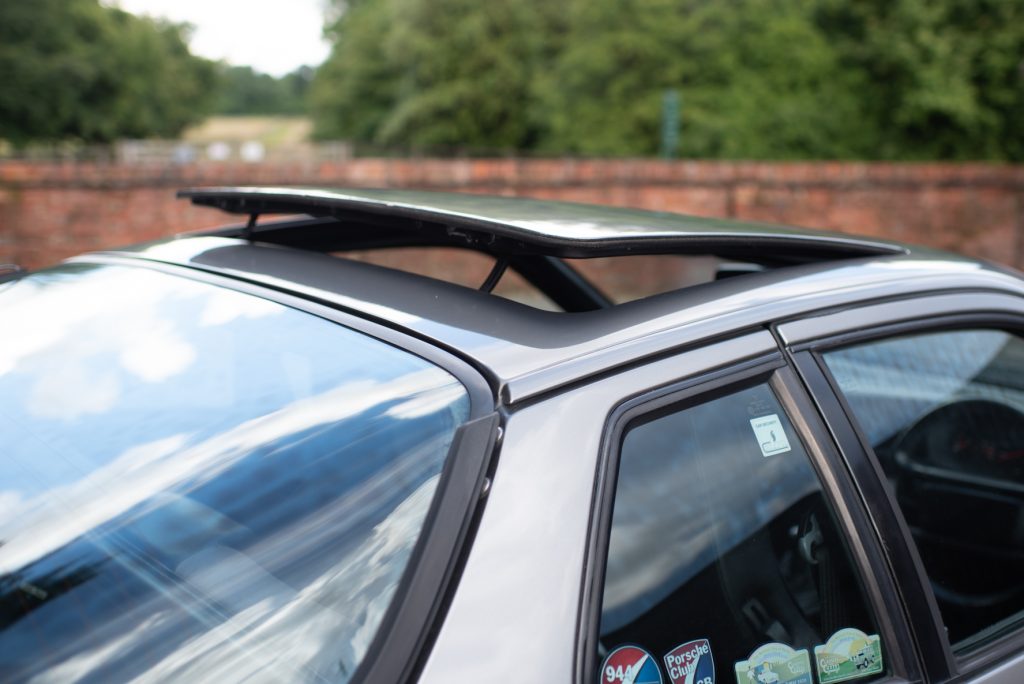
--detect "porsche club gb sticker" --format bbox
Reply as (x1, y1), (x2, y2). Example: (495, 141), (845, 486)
(813, 629), (883, 683)
(663, 638), (714, 684)
(601, 645), (664, 684)
(734, 643), (812, 684)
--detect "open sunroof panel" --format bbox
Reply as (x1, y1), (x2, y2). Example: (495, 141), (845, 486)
(179, 187), (907, 265)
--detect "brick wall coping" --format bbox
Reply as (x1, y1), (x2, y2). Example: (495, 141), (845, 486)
(2, 159), (1023, 191)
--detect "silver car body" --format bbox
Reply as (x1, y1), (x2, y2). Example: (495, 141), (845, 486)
(12, 186), (1024, 683)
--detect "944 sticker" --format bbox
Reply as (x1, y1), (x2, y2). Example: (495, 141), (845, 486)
(734, 643), (812, 684)
(601, 645), (664, 684)
(813, 629), (883, 683)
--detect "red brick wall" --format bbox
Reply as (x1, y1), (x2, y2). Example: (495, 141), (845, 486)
(2, 159), (1023, 271)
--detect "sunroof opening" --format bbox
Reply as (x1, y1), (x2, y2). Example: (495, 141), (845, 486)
(339, 247), (562, 311)
(566, 255), (727, 304)
(336, 246), (759, 311)
(184, 188), (899, 313)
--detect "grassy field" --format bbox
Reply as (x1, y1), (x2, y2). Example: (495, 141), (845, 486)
(183, 116), (312, 147)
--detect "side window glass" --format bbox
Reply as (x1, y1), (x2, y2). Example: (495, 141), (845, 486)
(598, 382), (886, 684)
(824, 329), (1024, 652)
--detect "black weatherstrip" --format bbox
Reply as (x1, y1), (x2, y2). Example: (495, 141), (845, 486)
(771, 364), (920, 682)
(358, 412), (500, 684)
(792, 350), (954, 679)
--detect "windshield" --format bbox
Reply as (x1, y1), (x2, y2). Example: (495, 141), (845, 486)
(0, 264), (470, 683)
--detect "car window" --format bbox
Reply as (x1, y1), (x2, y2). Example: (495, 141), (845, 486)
(598, 381), (885, 684)
(0, 264), (471, 682)
(823, 329), (1024, 653)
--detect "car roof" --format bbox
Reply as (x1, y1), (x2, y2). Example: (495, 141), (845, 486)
(82, 187), (1024, 404)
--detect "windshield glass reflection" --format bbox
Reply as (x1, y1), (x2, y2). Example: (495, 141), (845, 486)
(0, 264), (469, 683)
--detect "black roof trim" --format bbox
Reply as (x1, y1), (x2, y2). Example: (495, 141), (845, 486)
(179, 187), (907, 263)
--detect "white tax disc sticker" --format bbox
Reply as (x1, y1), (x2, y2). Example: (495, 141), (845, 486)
(749, 413), (792, 457)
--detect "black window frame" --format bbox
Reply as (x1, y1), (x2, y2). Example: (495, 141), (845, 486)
(577, 351), (920, 684)
(67, 257), (503, 684)
(790, 310), (1024, 682)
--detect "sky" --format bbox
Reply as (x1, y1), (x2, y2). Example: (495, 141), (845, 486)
(107, 0), (331, 76)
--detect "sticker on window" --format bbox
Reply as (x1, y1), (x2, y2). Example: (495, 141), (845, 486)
(749, 414), (792, 457)
(663, 638), (714, 684)
(601, 644), (664, 684)
(814, 629), (883, 683)
(733, 643), (812, 684)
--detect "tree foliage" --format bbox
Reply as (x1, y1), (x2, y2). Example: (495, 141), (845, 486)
(0, 0), (217, 144)
(312, 0), (562, 150)
(536, 0), (874, 158)
(215, 66), (314, 116)
(312, 0), (1024, 160)
(817, 0), (1024, 160)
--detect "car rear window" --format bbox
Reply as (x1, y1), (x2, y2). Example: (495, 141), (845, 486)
(0, 264), (470, 682)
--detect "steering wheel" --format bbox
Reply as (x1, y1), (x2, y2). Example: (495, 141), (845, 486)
(888, 398), (1024, 610)
(891, 399), (1024, 486)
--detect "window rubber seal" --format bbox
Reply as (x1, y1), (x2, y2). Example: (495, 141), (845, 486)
(795, 311), (1024, 680)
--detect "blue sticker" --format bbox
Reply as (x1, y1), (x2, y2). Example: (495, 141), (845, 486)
(664, 639), (714, 684)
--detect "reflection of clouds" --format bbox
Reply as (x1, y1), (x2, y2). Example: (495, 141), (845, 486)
(199, 289), (281, 327)
(0, 368), (458, 575)
(0, 433), (190, 570)
(119, 320), (197, 383)
(142, 478), (439, 683)
(1, 268), (180, 375)
(30, 477), (442, 684)
(139, 475), (436, 684)
(0, 263), (473, 683)
(27, 358), (121, 420)
(0, 268), (212, 419)
(1, 268), (285, 422)
(386, 383), (466, 419)
(825, 331), (1014, 445)
(0, 490), (23, 521)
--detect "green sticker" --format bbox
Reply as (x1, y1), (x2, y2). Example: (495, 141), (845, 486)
(734, 643), (812, 684)
(813, 629), (883, 683)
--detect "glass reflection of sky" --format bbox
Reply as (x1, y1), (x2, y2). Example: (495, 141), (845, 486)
(601, 385), (818, 634)
(0, 264), (469, 683)
(825, 330), (1022, 446)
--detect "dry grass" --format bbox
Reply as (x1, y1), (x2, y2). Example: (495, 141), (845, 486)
(183, 116), (312, 146)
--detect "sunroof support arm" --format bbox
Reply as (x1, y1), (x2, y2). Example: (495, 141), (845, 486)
(479, 257), (509, 293)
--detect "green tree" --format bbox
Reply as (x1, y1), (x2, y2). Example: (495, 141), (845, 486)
(215, 65), (314, 115)
(0, 0), (217, 144)
(539, 0), (872, 158)
(312, 0), (564, 151)
(310, 0), (1024, 160)
(816, 0), (1024, 160)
